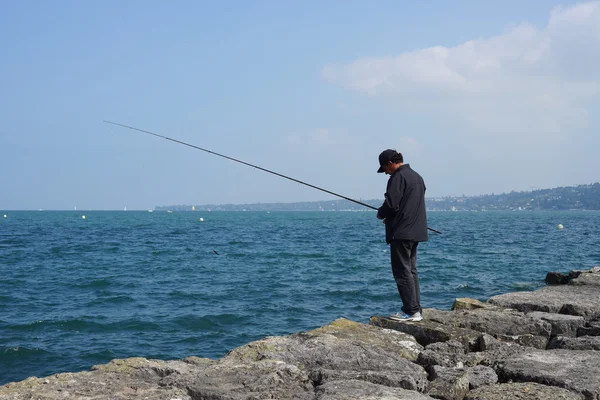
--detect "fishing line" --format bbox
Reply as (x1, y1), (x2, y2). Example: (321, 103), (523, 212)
(103, 120), (441, 234)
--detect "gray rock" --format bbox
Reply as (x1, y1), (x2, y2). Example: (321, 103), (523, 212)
(426, 341), (466, 355)
(569, 270), (585, 279)
(569, 271), (600, 286)
(546, 271), (571, 285)
(577, 323), (600, 337)
(315, 379), (437, 400)
(424, 308), (551, 348)
(370, 316), (482, 351)
(427, 366), (470, 400)
(0, 357), (199, 400)
(548, 335), (600, 350)
(471, 341), (530, 368)
(451, 298), (498, 311)
(465, 382), (584, 400)
(526, 311), (585, 337)
(306, 317), (424, 361)
(488, 285), (600, 320)
(578, 326), (600, 336)
(216, 318), (429, 394)
(417, 341), (481, 370)
(543, 268), (600, 286)
(466, 365), (497, 390)
(476, 333), (502, 352)
(418, 349), (463, 369)
(495, 349), (600, 399)
(309, 368), (427, 393)
(495, 333), (549, 349)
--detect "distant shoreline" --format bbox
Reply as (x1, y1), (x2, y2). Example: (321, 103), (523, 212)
(156, 182), (600, 212)
(3, 182), (599, 212)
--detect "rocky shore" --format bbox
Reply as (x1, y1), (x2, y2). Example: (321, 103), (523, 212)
(2, 267), (600, 400)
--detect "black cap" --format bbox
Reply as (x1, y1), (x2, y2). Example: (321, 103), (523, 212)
(377, 149), (398, 173)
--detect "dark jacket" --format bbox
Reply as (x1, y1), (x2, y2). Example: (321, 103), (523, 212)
(377, 164), (428, 244)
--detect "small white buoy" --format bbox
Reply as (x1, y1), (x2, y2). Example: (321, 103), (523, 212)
(199, 217), (204, 222)
(82, 215), (86, 220)
(557, 224), (564, 229)
(3, 214), (6, 218)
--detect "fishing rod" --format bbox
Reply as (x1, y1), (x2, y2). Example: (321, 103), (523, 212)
(103, 121), (441, 234)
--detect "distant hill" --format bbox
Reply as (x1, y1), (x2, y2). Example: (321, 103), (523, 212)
(155, 182), (600, 212)
(427, 183), (600, 211)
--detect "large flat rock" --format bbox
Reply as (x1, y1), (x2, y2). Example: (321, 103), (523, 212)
(570, 271), (600, 287)
(370, 316), (483, 351)
(424, 308), (551, 348)
(315, 379), (437, 400)
(465, 382), (584, 400)
(0, 357), (202, 400)
(495, 349), (600, 399)
(219, 318), (429, 393)
(526, 311), (585, 337)
(488, 285), (600, 320)
(548, 335), (600, 350)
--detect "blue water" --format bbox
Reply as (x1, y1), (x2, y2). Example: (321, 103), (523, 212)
(1, 210), (599, 385)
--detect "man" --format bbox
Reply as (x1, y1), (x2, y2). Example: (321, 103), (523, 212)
(376, 149), (428, 322)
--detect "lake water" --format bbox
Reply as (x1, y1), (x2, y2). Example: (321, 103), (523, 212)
(1, 210), (598, 385)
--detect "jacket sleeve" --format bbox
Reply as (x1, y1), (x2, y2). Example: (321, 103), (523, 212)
(377, 175), (405, 218)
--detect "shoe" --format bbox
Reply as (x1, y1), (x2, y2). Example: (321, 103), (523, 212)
(388, 311), (422, 322)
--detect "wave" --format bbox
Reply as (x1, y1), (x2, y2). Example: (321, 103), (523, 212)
(169, 313), (244, 330)
(85, 295), (136, 306)
(1, 346), (52, 357)
(75, 278), (113, 289)
(4, 317), (162, 334)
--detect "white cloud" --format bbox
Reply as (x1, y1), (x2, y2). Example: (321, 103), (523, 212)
(322, 1), (600, 143)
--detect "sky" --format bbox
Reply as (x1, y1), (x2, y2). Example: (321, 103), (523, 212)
(1, 1), (599, 210)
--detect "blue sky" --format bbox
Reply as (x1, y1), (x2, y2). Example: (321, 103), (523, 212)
(1, 1), (598, 210)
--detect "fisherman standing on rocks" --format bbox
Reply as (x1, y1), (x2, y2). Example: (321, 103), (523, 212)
(376, 149), (428, 322)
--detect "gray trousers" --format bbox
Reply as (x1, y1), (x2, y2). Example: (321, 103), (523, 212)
(390, 240), (421, 315)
